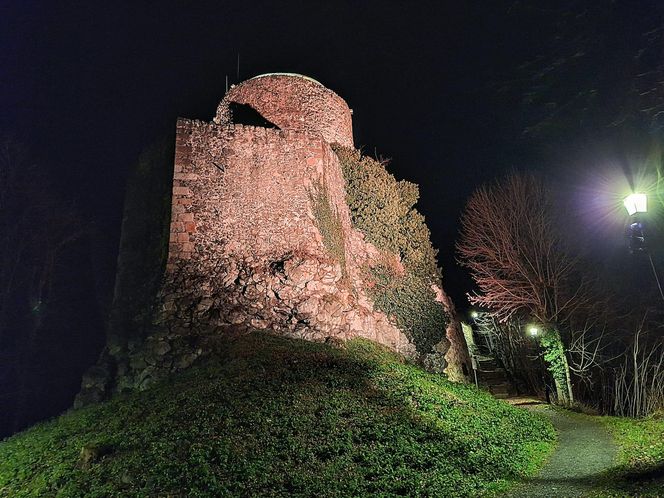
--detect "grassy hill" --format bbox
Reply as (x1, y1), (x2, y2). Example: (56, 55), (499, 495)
(586, 412), (664, 497)
(0, 333), (555, 497)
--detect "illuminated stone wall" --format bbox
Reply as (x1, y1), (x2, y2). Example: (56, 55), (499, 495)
(215, 74), (353, 147)
(78, 75), (468, 400)
(162, 116), (416, 354)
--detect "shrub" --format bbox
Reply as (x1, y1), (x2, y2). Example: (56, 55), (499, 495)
(333, 146), (447, 352)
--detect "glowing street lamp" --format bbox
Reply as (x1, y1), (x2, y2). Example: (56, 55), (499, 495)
(623, 192), (664, 304)
(623, 193), (647, 216)
(528, 325), (540, 337)
(624, 193), (648, 253)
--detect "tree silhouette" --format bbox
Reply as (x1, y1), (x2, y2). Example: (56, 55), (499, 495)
(457, 173), (588, 403)
(0, 138), (86, 433)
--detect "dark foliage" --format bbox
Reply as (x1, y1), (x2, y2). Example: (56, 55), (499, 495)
(333, 146), (447, 353)
(0, 139), (103, 437)
(108, 135), (175, 347)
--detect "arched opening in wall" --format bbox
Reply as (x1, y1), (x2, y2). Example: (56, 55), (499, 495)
(229, 102), (280, 129)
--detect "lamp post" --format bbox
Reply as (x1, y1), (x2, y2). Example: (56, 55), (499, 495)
(623, 192), (664, 303)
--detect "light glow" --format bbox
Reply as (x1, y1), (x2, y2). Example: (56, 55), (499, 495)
(528, 326), (540, 337)
(623, 193), (647, 216)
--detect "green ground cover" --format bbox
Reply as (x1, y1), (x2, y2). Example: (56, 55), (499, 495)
(0, 333), (554, 497)
(595, 414), (664, 496)
(539, 408), (664, 497)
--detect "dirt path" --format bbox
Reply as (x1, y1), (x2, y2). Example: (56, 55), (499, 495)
(506, 405), (617, 497)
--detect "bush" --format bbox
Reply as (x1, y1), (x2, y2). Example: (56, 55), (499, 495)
(333, 146), (446, 352)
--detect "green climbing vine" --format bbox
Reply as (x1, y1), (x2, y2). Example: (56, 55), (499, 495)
(539, 329), (573, 404)
(309, 180), (347, 278)
(332, 145), (447, 353)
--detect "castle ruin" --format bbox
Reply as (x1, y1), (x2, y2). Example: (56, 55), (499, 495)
(78, 74), (469, 402)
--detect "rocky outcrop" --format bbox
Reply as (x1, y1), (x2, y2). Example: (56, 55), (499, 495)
(434, 286), (472, 382)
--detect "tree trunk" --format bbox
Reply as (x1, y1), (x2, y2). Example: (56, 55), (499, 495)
(542, 329), (574, 405)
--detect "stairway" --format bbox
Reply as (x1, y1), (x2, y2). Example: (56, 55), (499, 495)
(475, 356), (516, 399)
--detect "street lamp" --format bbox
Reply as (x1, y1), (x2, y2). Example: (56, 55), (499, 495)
(624, 192), (648, 253)
(623, 192), (664, 303)
(526, 323), (550, 403)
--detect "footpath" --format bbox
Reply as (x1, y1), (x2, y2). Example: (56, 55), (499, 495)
(506, 404), (617, 497)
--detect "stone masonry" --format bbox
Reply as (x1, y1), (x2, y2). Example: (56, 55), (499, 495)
(77, 74), (468, 401)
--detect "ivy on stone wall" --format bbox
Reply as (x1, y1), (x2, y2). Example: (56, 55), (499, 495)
(309, 180), (347, 278)
(333, 146), (447, 353)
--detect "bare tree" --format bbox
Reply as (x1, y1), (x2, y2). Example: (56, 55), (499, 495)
(472, 311), (545, 396)
(567, 318), (613, 382)
(457, 173), (590, 404)
(457, 173), (587, 325)
(613, 312), (664, 417)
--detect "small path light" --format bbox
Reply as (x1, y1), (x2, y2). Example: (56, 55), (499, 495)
(526, 323), (551, 403)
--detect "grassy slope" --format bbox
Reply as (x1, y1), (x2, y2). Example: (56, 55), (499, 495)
(593, 414), (664, 497)
(0, 334), (554, 497)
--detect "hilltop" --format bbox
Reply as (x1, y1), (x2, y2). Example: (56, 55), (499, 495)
(0, 333), (554, 497)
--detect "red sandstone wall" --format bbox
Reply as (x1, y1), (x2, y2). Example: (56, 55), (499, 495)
(171, 120), (328, 264)
(165, 116), (418, 356)
(163, 76), (455, 370)
(170, 119), (385, 294)
(214, 74), (354, 147)
(78, 75), (463, 400)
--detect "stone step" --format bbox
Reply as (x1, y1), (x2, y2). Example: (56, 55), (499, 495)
(473, 355), (517, 399)
(478, 372), (508, 382)
(478, 368), (507, 375)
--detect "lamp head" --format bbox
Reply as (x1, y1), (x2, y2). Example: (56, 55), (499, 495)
(624, 193), (647, 216)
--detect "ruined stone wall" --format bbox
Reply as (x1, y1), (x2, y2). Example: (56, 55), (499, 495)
(103, 111), (443, 392)
(170, 119), (331, 264)
(165, 117), (419, 350)
(434, 286), (472, 383)
(214, 74), (353, 147)
(77, 74), (465, 401)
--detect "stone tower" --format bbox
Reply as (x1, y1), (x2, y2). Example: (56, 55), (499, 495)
(78, 74), (467, 401)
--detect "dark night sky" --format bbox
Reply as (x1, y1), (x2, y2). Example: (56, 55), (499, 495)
(2, 1), (543, 308)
